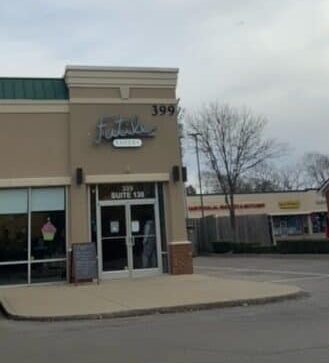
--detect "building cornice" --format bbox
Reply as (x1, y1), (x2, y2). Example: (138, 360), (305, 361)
(65, 65), (179, 73)
(69, 98), (177, 105)
(64, 66), (178, 90)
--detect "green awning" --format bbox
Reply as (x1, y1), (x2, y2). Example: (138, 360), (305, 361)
(0, 78), (68, 100)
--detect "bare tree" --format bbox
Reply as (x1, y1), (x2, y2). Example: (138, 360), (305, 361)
(276, 163), (306, 190)
(244, 163), (282, 192)
(185, 184), (197, 195)
(202, 171), (222, 193)
(188, 103), (283, 242)
(302, 152), (329, 188)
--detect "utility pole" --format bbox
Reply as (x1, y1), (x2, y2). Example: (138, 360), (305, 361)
(189, 132), (206, 252)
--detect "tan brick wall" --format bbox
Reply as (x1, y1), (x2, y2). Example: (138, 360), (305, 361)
(169, 243), (193, 275)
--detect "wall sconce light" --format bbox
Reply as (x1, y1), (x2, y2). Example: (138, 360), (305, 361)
(76, 167), (84, 185)
(172, 165), (180, 182)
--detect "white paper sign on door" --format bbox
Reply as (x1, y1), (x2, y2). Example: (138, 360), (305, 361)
(132, 221), (140, 233)
(110, 221), (119, 233)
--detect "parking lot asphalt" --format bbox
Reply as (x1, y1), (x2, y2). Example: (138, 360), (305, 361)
(0, 255), (328, 363)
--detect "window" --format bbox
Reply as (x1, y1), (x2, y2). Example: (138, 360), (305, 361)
(311, 212), (327, 234)
(31, 188), (66, 260)
(0, 187), (67, 285)
(272, 215), (308, 236)
(0, 189), (28, 262)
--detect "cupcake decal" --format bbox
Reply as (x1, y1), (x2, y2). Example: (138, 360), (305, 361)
(41, 218), (57, 241)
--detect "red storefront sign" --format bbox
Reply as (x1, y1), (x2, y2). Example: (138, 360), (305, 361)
(188, 203), (265, 211)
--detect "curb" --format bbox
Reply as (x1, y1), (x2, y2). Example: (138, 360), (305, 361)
(0, 290), (308, 322)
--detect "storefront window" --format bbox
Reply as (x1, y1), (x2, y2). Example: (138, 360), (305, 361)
(311, 212), (327, 234)
(0, 189), (28, 262)
(31, 261), (66, 283)
(0, 264), (28, 285)
(0, 187), (67, 285)
(31, 188), (66, 260)
(272, 215), (308, 236)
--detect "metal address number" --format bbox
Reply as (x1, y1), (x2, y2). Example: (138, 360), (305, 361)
(152, 104), (176, 116)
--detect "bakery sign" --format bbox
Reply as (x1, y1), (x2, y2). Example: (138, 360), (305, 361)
(95, 115), (156, 148)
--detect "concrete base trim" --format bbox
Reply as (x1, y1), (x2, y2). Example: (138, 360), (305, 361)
(0, 290), (307, 322)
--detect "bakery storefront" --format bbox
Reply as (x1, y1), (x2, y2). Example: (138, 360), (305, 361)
(0, 66), (192, 286)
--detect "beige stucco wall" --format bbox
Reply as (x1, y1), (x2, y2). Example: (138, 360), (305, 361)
(65, 66), (186, 245)
(69, 87), (121, 99)
(68, 104), (180, 175)
(187, 190), (327, 219)
(67, 100), (186, 244)
(0, 67), (188, 251)
(0, 112), (69, 179)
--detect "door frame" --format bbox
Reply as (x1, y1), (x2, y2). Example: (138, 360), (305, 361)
(96, 186), (162, 279)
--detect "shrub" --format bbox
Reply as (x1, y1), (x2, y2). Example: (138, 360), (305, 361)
(211, 241), (234, 253)
(211, 240), (329, 254)
(211, 242), (277, 254)
(277, 240), (329, 254)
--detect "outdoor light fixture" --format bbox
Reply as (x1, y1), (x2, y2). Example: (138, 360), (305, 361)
(172, 165), (180, 182)
(76, 167), (84, 185)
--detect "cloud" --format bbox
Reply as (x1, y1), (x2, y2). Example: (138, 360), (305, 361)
(0, 0), (327, 173)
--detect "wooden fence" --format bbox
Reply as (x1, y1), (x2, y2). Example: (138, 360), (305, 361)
(187, 214), (272, 253)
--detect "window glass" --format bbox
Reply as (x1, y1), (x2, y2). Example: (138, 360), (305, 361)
(0, 188), (28, 262)
(31, 188), (66, 260)
(31, 188), (64, 211)
(0, 264), (28, 285)
(273, 218), (281, 236)
(31, 261), (66, 283)
(311, 212), (327, 233)
(273, 215), (307, 236)
(0, 214), (28, 261)
(0, 187), (67, 285)
(31, 211), (66, 260)
(0, 189), (27, 214)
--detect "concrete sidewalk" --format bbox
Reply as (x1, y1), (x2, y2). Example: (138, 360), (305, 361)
(0, 274), (303, 321)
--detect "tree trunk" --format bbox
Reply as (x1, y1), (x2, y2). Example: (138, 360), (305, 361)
(229, 194), (237, 243)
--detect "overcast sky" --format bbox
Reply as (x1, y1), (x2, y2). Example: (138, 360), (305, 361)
(1, 0), (328, 177)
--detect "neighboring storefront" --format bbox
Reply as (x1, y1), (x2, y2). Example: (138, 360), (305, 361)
(0, 66), (192, 286)
(319, 178), (329, 237)
(187, 190), (328, 242)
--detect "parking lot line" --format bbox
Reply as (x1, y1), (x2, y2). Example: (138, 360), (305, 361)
(194, 265), (329, 277)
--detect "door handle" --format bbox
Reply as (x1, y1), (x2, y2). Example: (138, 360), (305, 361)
(127, 236), (135, 247)
(130, 236), (135, 247)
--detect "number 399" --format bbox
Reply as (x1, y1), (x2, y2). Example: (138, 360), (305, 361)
(152, 104), (176, 116)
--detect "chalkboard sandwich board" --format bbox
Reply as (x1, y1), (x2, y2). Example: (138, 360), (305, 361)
(72, 242), (99, 284)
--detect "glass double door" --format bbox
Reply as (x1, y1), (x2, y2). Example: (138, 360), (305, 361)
(99, 202), (160, 277)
